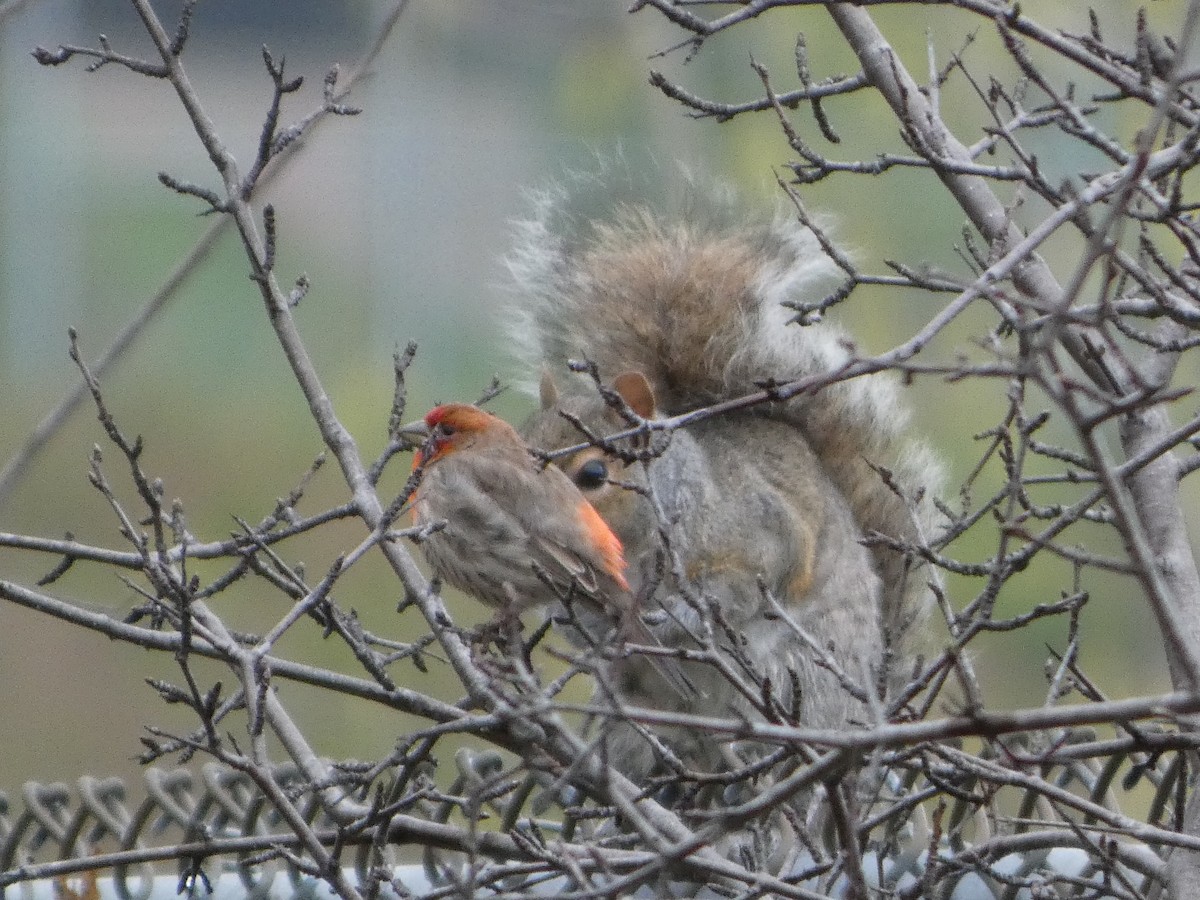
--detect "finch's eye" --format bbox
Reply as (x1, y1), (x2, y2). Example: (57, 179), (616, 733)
(575, 458), (609, 490)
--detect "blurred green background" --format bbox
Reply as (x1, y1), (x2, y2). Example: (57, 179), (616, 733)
(0, 1), (1190, 793)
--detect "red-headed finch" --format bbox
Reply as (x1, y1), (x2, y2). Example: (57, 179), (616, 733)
(401, 403), (690, 699)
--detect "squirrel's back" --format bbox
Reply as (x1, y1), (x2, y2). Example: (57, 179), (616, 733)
(507, 177), (942, 681)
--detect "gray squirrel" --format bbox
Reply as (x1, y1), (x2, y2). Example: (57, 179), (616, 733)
(506, 176), (943, 777)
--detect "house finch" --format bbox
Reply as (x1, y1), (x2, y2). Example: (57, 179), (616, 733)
(401, 403), (691, 699)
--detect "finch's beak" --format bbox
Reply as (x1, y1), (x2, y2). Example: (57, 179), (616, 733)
(397, 418), (431, 450)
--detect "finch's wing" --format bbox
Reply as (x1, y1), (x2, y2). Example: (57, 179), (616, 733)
(527, 465), (630, 589)
(466, 450), (698, 701)
(529, 534), (605, 594)
(528, 483), (699, 702)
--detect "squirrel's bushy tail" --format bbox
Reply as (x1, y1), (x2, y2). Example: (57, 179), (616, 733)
(507, 177), (942, 659)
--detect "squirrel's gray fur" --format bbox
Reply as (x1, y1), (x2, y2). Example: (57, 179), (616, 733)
(505, 169), (943, 777)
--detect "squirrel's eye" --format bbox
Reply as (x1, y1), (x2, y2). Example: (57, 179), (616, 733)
(575, 458), (609, 490)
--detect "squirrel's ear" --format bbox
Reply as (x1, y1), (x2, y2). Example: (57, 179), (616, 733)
(539, 368), (559, 410)
(612, 371), (658, 419)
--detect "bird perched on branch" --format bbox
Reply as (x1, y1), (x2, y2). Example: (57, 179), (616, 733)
(401, 402), (692, 698)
